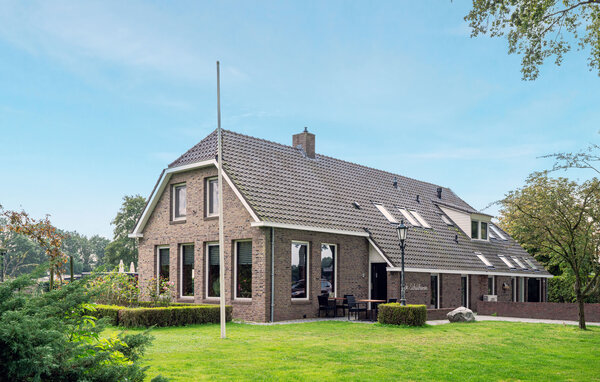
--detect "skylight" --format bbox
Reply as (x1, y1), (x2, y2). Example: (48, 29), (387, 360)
(397, 208), (420, 226)
(488, 230), (497, 239)
(476, 252), (494, 268)
(499, 255), (516, 269)
(524, 258), (538, 270)
(374, 203), (398, 223)
(410, 210), (431, 229)
(511, 256), (527, 269)
(440, 214), (453, 225)
(490, 225), (507, 240)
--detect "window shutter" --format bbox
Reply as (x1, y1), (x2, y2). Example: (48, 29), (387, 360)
(237, 242), (252, 265)
(209, 245), (220, 265)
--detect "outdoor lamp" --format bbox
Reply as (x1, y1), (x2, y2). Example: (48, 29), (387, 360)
(395, 220), (408, 243)
(393, 220), (409, 306)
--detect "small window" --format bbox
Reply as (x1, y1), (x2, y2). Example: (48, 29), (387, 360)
(524, 258), (538, 270)
(235, 241), (252, 299)
(206, 243), (220, 297)
(173, 184), (186, 220)
(481, 222), (488, 240)
(471, 220), (479, 239)
(206, 178), (219, 217)
(430, 274), (439, 308)
(499, 255), (516, 269)
(180, 244), (194, 297)
(410, 210), (431, 229)
(374, 203), (398, 223)
(440, 214), (453, 225)
(397, 208), (420, 226)
(487, 276), (495, 295)
(511, 256), (527, 270)
(321, 244), (336, 296)
(475, 252), (493, 268)
(157, 247), (170, 281)
(490, 225), (507, 240)
(292, 242), (309, 299)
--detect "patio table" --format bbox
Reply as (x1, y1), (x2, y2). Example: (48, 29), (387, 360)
(358, 299), (386, 321)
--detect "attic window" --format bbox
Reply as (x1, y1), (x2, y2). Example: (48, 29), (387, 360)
(374, 203), (398, 223)
(511, 256), (527, 270)
(440, 214), (453, 225)
(475, 252), (494, 268)
(524, 258), (538, 270)
(499, 255), (516, 269)
(398, 208), (420, 226)
(490, 225), (507, 240)
(410, 210), (431, 229)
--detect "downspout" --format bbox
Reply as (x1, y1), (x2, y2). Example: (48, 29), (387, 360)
(270, 227), (275, 322)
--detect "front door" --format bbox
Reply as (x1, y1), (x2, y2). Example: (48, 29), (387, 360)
(371, 263), (387, 301)
(527, 278), (540, 302)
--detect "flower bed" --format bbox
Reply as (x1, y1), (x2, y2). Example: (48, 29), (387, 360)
(92, 304), (232, 327)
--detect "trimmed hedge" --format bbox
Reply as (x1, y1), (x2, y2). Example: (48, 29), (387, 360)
(91, 304), (232, 327)
(377, 303), (427, 326)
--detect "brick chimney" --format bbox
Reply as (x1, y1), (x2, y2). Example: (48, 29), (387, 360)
(293, 127), (315, 159)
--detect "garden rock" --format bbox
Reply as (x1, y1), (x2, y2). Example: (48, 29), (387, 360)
(447, 307), (476, 322)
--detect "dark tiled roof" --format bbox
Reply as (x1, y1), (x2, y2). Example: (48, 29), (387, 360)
(169, 129), (549, 276)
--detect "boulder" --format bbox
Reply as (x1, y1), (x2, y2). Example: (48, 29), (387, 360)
(447, 307), (476, 323)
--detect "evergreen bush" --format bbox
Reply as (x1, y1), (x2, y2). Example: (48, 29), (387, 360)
(377, 304), (427, 326)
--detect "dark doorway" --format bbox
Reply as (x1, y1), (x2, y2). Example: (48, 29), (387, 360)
(461, 276), (468, 308)
(371, 263), (387, 301)
(527, 278), (540, 302)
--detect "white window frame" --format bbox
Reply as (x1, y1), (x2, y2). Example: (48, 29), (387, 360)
(431, 273), (440, 309)
(487, 275), (495, 295)
(205, 242), (220, 300)
(206, 177), (219, 217)
(234, 239), (253, 301)
(410, 210), (431, 229)
(291, 240), (310, 300)
(374, 203), (398, 223)
(471, 220), (490, 241)
(461, 274), (470, 309)
(156, 245), (170, 294)
(475, 252), (493, 267)
(499, 255), (516, 269)
(480, 222), (488, 240)
(172, 183), (187, 221)
(179, 243), (194, 299)
(397, 208), (420, 226)
(321, 243), (337, 297)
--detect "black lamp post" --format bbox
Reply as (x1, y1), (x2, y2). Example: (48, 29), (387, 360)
(394, 220), (409, 306)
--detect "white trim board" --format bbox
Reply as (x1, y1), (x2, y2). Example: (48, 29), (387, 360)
(129, 159), (260, 237)
(251, 221), (370, 238)
(385, 267), (553, 278)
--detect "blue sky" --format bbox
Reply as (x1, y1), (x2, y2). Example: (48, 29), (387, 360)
(0, 1), (597, 239)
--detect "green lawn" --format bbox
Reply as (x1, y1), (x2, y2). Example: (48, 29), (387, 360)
(106, 321), (600, 381)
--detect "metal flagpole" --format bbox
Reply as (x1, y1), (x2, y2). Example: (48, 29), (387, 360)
(216, 61), (226, 339)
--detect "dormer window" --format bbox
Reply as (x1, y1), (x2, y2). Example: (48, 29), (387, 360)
(173, 183), (186, 221)
(471, 220), (479, 239)
(471, 220), (489, 241)
(481, 222), (488, 240)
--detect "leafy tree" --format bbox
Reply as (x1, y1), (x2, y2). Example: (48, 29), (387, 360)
(466, 1), (600, 80)
(0, 272), (155, 381)
(544, 140), (600, 174)
(104, 195), (146, 267)
(499, 173), (600, 329)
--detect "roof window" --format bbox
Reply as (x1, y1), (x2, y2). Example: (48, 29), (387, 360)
(374, 203), (398, 223)
(398, 208), (420, 226)
(475, 252), (494, 268)
(511, 256), (527, 270)
(490, 225), (507, 240)
(440, 214), (453, 225)
(499, 255), (516, 269)
(524, 258), (538, 270)
(410, 210), (431, 229)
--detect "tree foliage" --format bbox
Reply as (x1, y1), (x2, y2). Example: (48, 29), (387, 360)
(499, 173), (600, 328)
(0, 272), (155, 381)
(466, 1), (600, 80)
(104, 195), (145, 267)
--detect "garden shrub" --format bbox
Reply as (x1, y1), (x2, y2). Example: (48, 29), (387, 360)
(548, 274), (600, 303)
(377, 303), (427, 326)
(118, 305), (233, 328)
(87, 269), (140, 306)
(91, 304), (122, 325)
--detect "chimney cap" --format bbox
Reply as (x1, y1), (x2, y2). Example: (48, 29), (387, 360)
(303, 126), (308, 133)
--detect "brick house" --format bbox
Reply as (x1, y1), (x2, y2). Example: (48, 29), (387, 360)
(130, 129), (551, 322)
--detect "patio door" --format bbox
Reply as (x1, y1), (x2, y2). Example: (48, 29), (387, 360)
(370, 263), (387, 302)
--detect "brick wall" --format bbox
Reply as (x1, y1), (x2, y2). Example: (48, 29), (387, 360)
(271, 228), (369, 321)
(441, 274), (462, 309)
(138, 166), (268, 322)
(405, 272), (430, 306)
(477, 301), (600, 322)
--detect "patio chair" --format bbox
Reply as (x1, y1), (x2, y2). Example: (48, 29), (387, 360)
(318, 294), (336, 317)
(346, 295), (367, 320)
(388, 298), (398, 303)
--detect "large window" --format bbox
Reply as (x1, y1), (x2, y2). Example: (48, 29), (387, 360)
(180, 244), (194, 297)
(206, 178), (219, 217)
(206, 243), (220, 298)
(321, 244), (336, 296)
(291, 242), (309, 299)
(157, 246), (170, 281)
(235, 241), (252, 299)
(430, 274), (439, 308)
(173, 184), (186, 221)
